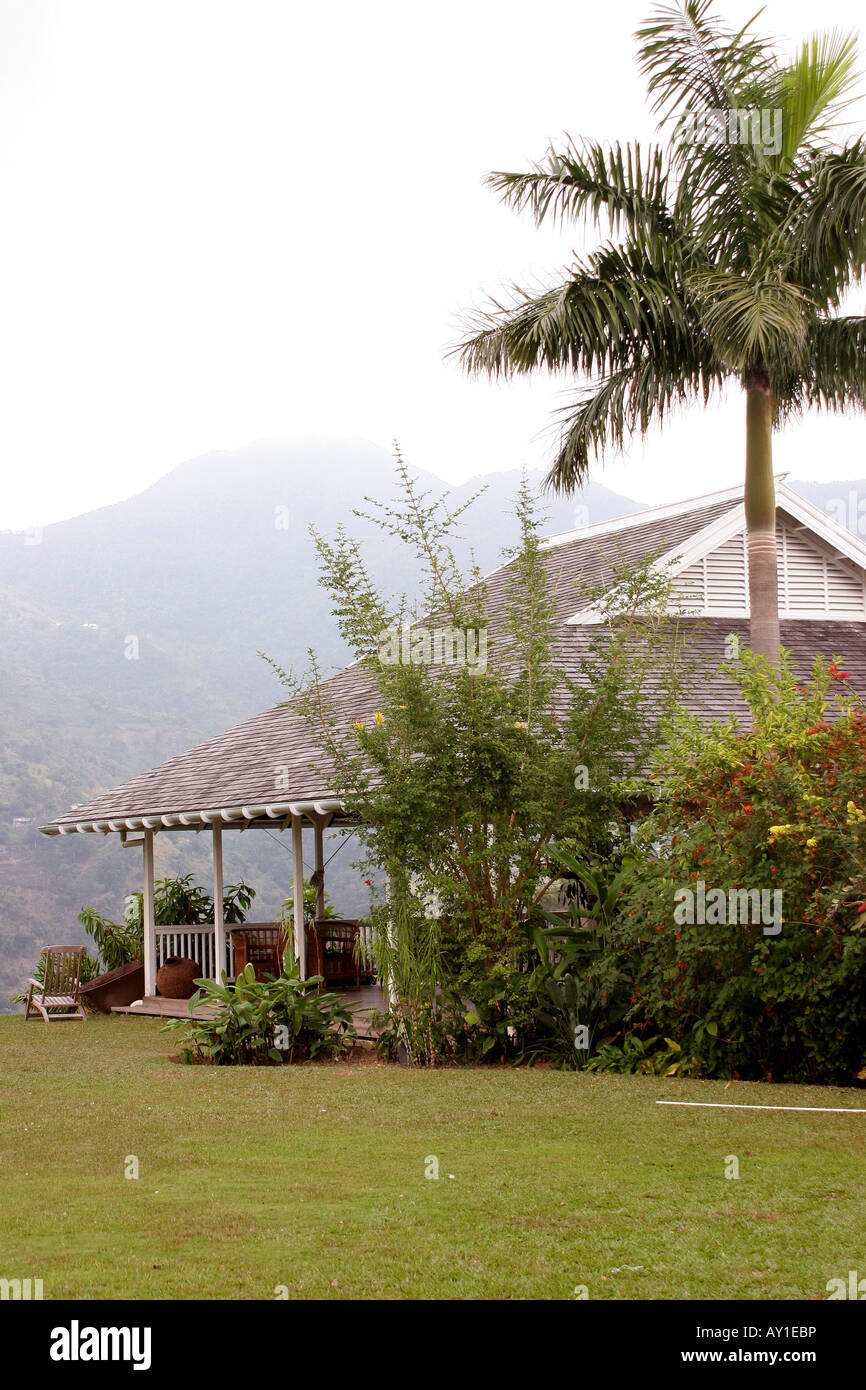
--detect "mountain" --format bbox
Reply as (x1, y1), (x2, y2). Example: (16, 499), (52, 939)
(0, 437), (643, 1005)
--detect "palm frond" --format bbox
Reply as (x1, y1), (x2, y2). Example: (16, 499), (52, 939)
(688, 269), (814, 374)
(544, 352), (726, 492)
(792, 140), (866, 298)
(636, 0), (775, 123)
(779, 315), (866, 419)
(453, 235), (698, 381)
(486, 139), (678, 241)
(771, 29), (860, 166)
(639, 3), (778, 264)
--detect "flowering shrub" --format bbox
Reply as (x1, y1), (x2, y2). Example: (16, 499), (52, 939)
(615, 650), (866, 1082)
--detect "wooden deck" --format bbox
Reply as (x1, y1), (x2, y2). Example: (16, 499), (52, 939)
(112, 984), (388, 1039)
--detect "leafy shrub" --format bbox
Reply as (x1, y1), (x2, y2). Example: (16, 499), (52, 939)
(280, 877), (337, 927)
(277, 458), (688, 1064)
(78, 901), (144, 971)
(617, 650), (866, 1082)
(170, 948), (356, 1065)
(77, 874), (255, 971)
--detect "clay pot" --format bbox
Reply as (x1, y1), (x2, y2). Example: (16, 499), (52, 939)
(156, 955), (201, 999)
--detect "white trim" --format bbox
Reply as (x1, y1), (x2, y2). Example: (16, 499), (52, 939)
(566, 485), (866, 625)
(40, 797), (347, 837)
(212, 822), (225, 984)
(540, 481), (751, 552)
(292, 816), (306, 976)
(143, 830), (156, 997)
(567, 503), (746, 625)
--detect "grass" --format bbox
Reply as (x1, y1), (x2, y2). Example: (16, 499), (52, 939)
(1, 1015), (865, 1300)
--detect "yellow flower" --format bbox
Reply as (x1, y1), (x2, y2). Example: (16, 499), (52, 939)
(373, 711), (385, 727)
(805, 838), (818, 848)
(513, 720), (528, 730)
(352, 720), (365, 732)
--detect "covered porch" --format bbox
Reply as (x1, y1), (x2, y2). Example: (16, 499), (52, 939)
(42, 792), (394, 1023)
(39, 676), (397, 1023)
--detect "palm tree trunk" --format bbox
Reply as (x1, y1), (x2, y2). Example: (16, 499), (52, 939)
(744, 368), (780, 663)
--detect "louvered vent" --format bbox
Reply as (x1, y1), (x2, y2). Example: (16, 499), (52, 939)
(777, 522), (866, 616)
(706, 534), (749, 611)
(670, 522), (866, 617)
(671, 534), (748, 614)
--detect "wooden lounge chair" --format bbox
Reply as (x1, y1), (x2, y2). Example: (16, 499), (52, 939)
(24, 945), (87, 1021)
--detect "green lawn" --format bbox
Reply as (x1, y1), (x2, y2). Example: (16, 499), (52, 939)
(0, 1016), (864, 1300)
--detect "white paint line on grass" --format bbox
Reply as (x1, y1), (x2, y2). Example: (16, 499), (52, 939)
(657, 1100), (866, 1114)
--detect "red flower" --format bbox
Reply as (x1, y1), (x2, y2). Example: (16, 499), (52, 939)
(741, 804), (754, 813)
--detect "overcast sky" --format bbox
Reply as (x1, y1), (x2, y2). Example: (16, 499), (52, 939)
(1, 0), (864, 528)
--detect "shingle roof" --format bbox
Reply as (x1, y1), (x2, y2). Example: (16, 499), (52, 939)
(40, 488), (866, 835)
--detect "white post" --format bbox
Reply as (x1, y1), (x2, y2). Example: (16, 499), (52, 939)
(142, 830), (156, 997)
(212, 821), (225, 982)
(292, 815), (307, 976)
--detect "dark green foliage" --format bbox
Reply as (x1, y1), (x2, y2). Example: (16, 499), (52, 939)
(169, 947), (355, 1065)
(609, 651), (866, 1082)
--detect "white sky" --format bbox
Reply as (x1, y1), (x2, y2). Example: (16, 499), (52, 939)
(0, 0), (864, 528)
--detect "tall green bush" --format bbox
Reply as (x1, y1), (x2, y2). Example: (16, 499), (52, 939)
(616, 650), (866, 1082)
(269, 455), (689, 1064)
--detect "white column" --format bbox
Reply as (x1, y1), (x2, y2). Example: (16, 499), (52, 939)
(212, 821), (225, 981)
(142, 830), (156, 997)
(292, 815), (307, 976)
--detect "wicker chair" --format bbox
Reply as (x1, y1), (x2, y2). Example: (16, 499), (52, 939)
(24, 946), (87, 1021)
(305, 920), (360, 988)
(230, 923), (287, 981)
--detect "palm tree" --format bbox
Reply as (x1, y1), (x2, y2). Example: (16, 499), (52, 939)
(455, 1), (866, 661)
